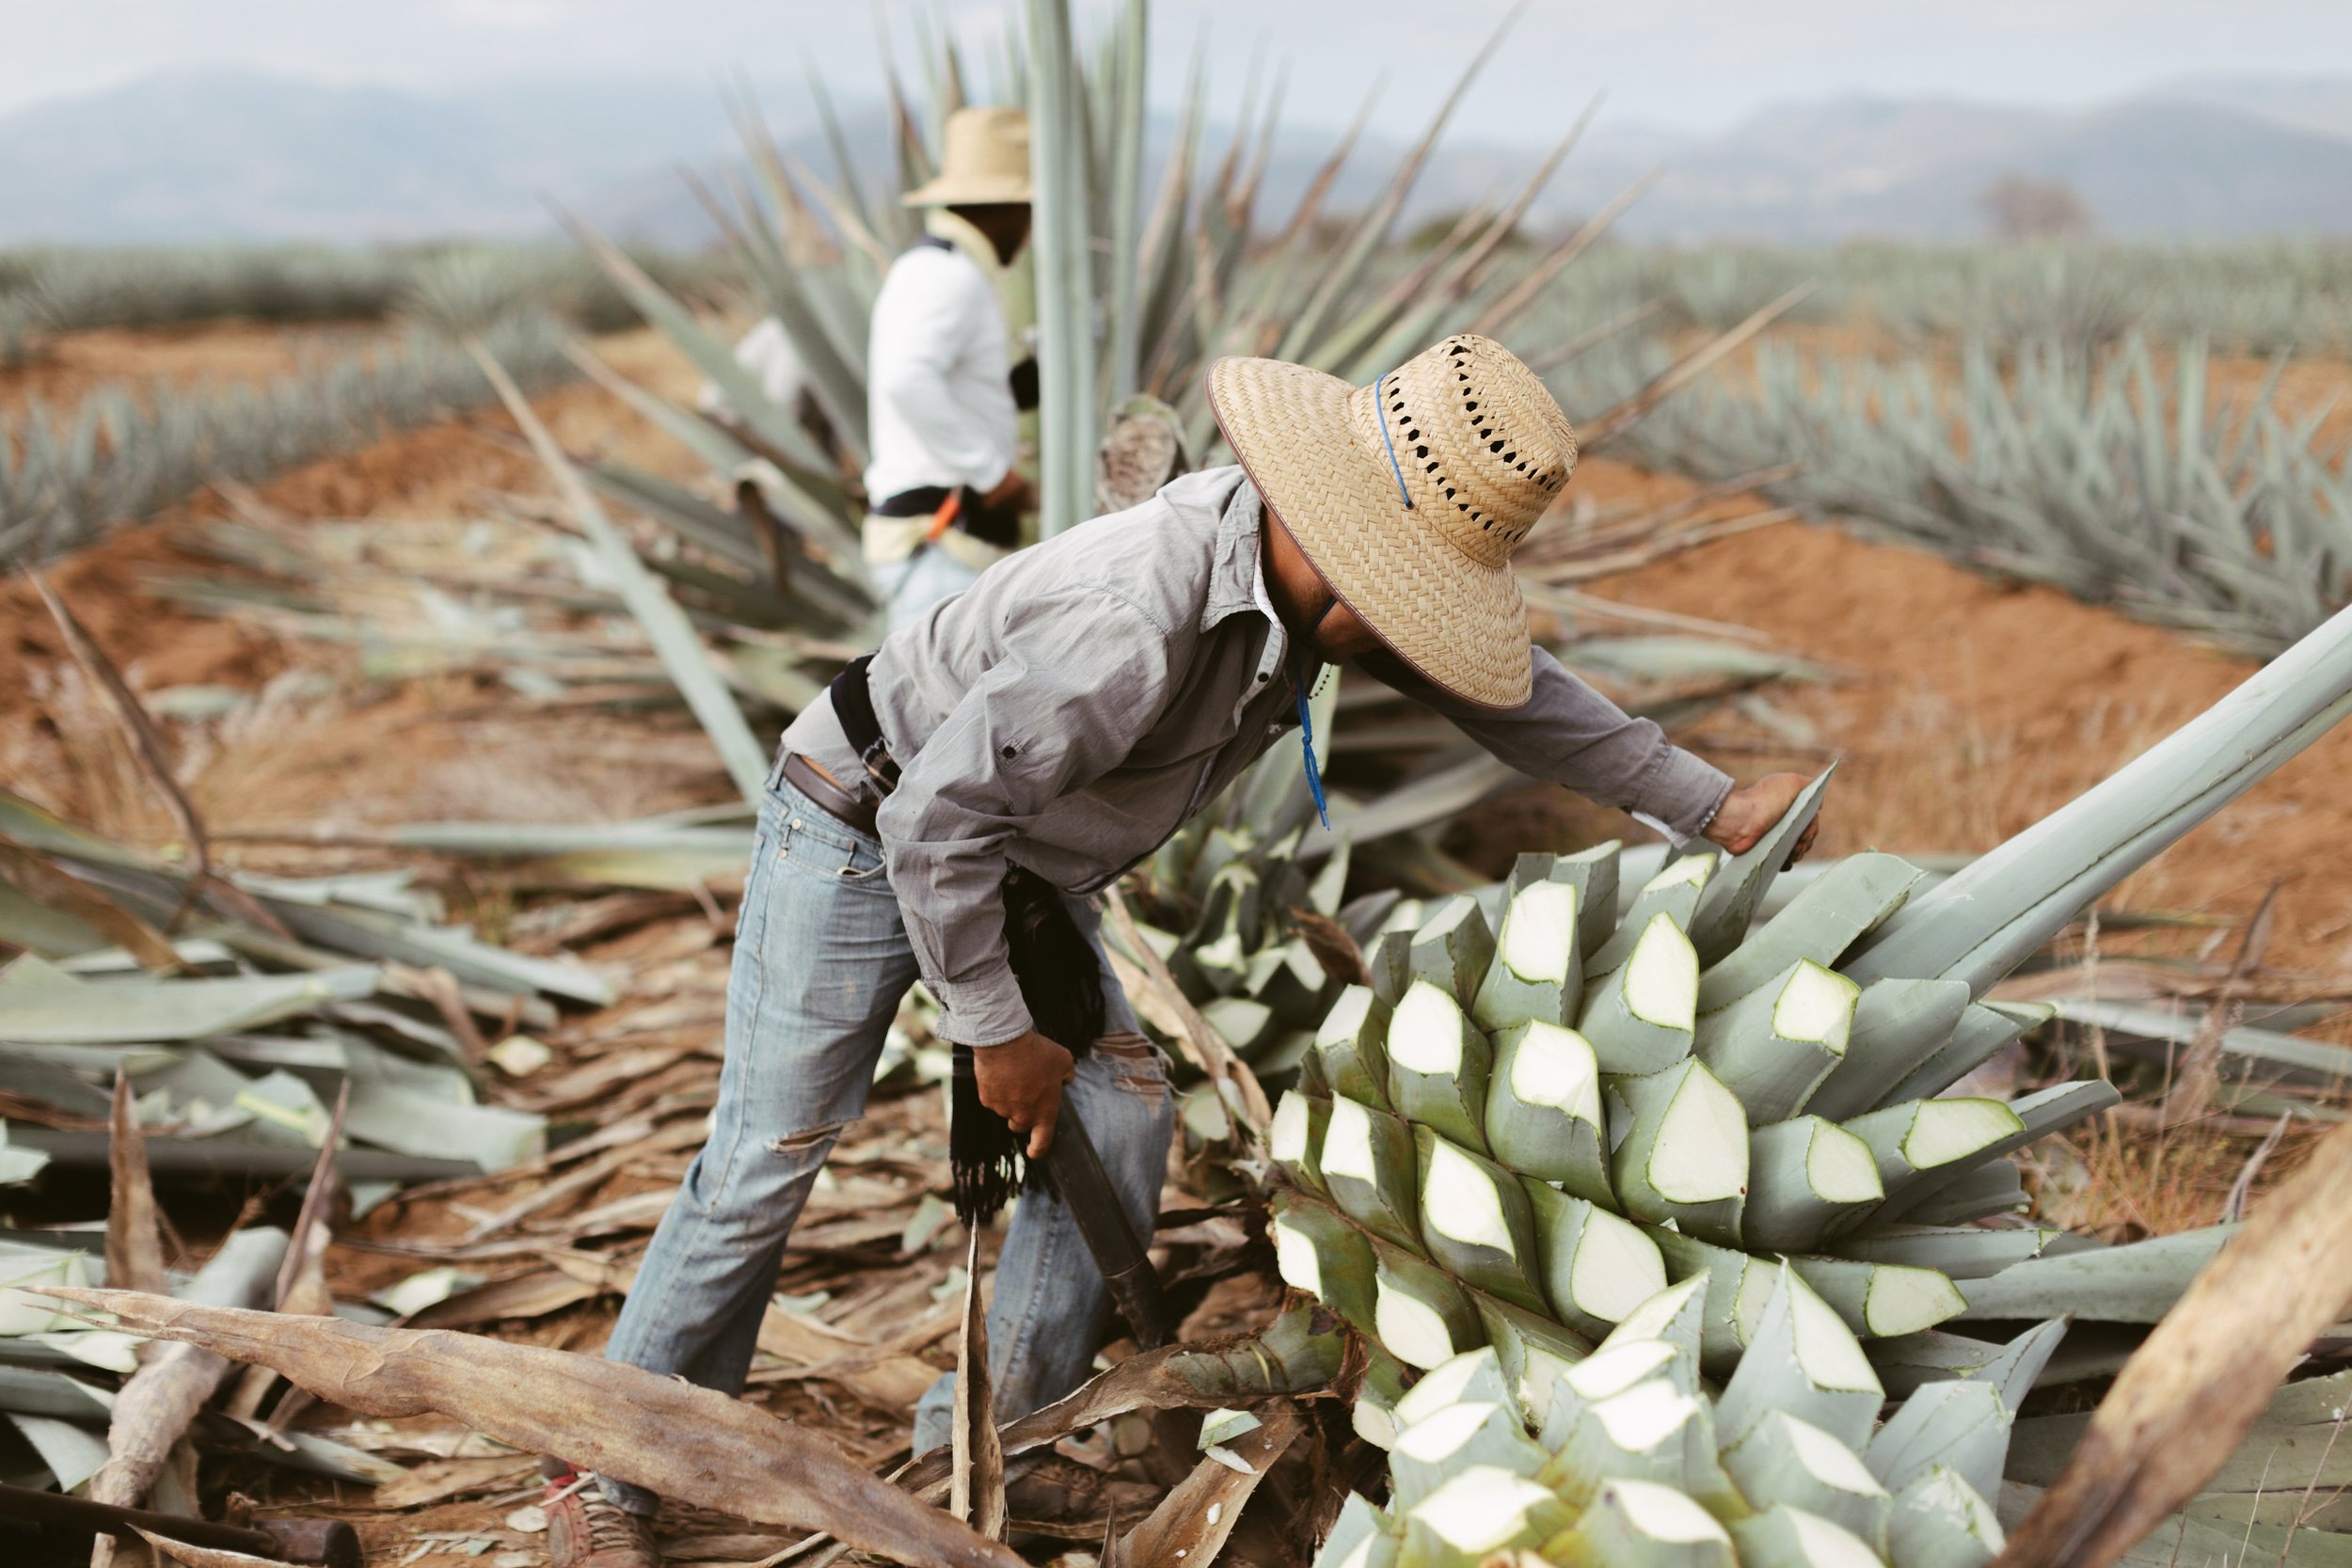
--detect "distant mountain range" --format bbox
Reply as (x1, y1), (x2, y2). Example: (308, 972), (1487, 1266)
(5, 68), (2352, 246)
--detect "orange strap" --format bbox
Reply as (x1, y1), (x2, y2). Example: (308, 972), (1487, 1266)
(921, 489), (963, 545)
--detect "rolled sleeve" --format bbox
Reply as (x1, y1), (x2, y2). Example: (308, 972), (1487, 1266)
(876, 590), (1174, 1047)
(1362, 645), (1734, 843)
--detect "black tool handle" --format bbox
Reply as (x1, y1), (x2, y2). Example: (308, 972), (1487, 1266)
(1044, 1109), (1172, 1349)
(0, 1481), (360, 1567)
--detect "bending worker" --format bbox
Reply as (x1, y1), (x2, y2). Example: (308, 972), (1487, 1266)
(863, 103), (1040, 626)
(544, 332), (1820, 1568)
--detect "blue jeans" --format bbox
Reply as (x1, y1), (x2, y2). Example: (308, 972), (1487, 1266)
(597, 767), (1174, 1513)
(873, 546), (986, 629)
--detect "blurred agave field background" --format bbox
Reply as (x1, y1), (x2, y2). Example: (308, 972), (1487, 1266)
(4, 3), (2352, 1567)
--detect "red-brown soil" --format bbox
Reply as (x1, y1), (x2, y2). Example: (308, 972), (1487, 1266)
(2, 327), (726, 839)
(1574, 454), (2352, 981)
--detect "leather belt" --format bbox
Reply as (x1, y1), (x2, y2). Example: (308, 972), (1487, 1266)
(781, 752), (878, 838)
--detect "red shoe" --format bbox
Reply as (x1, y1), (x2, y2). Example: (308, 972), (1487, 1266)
(542, 1462), (660, 1568)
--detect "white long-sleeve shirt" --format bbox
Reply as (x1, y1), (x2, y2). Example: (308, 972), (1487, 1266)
(862, 240), (1018, 504)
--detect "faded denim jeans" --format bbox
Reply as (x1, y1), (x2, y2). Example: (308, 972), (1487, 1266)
(597, 764), (1174, 1513)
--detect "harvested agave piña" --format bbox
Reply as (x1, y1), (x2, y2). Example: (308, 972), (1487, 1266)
(1274, 610), (2352, 1564)
(1317, 1273), (2056, 1568)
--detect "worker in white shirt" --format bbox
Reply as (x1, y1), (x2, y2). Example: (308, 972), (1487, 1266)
(863, 105), (1040, 626)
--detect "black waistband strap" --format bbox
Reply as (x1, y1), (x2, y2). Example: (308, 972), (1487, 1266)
(828, 654), (901, 796)
(871, 485), (954, 518)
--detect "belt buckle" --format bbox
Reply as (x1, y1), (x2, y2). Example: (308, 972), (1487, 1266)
(859, 739), (900, 797)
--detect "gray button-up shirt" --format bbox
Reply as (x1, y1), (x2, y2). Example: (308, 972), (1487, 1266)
(782, 465), (1732, 1049)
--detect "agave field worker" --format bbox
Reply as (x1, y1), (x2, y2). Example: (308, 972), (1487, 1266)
(540, 333), (1821, 1568)
(862, 103), (1041, 626)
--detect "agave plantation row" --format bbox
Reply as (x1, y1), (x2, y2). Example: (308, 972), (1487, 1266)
(0, 241), (722, 355)
(1549, 325), (2352, 656)
(0, 315), (573, 566)
(1539, 239), (2352, 353)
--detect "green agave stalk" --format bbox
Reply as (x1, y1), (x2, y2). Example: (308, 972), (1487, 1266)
(1271, 601), (2352, 1563)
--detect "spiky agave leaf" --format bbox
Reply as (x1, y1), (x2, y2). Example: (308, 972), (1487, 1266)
(1538, 1379), (1742, 1516)
(1587, 853), (1714, 976)
(1524, 1182), (1669, 1340)
(1579, 911), (1700, 1075)
(1485, 1020), (1611, 1199)
(1801, 980), (1971, 1122)
(1410, 896), (1498, 1010)
(1541, 1476), (1737, 1568)
(1270, 1191), (1377, 1326)
(1319, 1278), (2023, 1568)
(1476, 878), (1583, 1031)
(1685, 766), (1834, 967)
(1371, 1236), (1485, 1371)
(1729, 1506), (1888, 1568)
(1695, 855), (1923, 1013)
(1742, 1117), (1884, 1254)
(1692, 958), (1858, 1124)
(1321, 1094), (1422, 1249)
(1714, 1269), (1883, 1452)
(1270, 1088), (1332, 1195)
(1317, 987), (1395, 1111)
(1267, 626), (2352, 1562)
(1388, 979), (1493, 1153)
(1606, 1058), (1748, 1243)
(1719, 1416), (1892, 1552)
(1416, 1127), (1547, 1311)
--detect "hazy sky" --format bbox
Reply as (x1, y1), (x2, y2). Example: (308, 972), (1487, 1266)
(7, 0), (2351, 135)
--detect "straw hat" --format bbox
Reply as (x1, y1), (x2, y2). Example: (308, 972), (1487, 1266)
(903, 106), (1034, 207)
(1208, 334), (1576, 708)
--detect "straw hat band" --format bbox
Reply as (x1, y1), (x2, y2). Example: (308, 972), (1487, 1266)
(1207, 333), (1581, 709)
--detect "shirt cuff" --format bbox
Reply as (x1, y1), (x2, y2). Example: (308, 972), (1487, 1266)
(1628, 747), (1736, 846)
(928, 967), (1036, 1048)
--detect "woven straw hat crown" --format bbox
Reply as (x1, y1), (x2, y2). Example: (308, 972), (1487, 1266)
(903, 106), (1034, 207)
(1208, 333), (1578, 708)
(1355, 334), (1575, 564)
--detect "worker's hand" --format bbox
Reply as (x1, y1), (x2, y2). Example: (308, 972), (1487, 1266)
(975, 1029), (1076, 1158)
(1702, 772), (1822, 863)
(981, 469), (1034, 515)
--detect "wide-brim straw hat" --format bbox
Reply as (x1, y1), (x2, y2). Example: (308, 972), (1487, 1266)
(903, 105), (1034, 207)
(1208, 333), (1577, 708)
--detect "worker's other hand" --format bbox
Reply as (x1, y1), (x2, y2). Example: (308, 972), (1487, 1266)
(1702, 772), (1822, 863)
(982, 469), (1034, 515)
(975, 1029), (1077, 1158)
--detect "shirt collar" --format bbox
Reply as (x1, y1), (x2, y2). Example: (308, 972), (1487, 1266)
(1204, 475), (1272, 633)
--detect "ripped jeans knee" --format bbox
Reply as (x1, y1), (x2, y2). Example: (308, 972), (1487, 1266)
(1090, 1030), (1170, 1104)
(764, 1117), (851, 1159)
